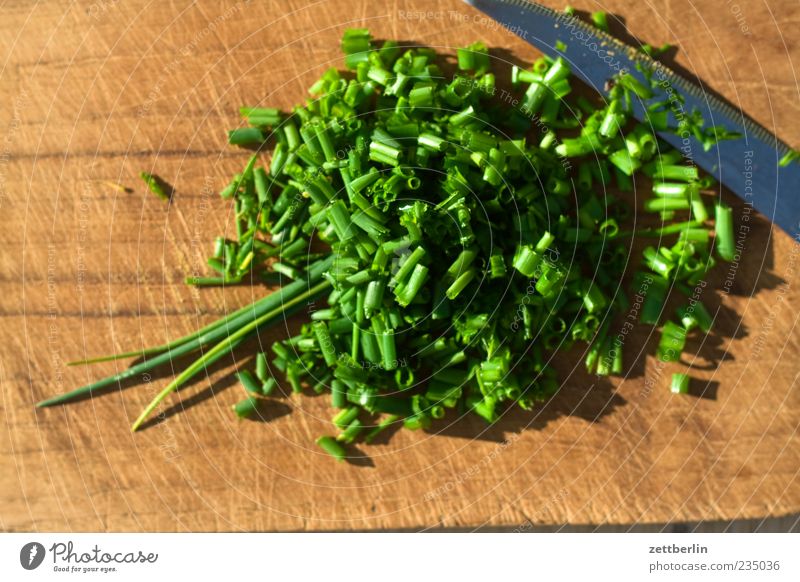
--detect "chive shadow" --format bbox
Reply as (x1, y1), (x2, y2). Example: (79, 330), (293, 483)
(432, 371), (625, 443)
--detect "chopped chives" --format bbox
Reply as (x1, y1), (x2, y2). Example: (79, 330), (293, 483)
(40, 28), (742, 462)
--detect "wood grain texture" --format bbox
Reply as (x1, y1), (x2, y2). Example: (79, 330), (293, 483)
(1, 0), (799, 532)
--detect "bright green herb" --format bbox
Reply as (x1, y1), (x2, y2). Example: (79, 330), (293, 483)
(39, 29), (739, 461)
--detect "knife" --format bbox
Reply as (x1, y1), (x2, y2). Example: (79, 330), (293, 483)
(464, 0), (800, 237)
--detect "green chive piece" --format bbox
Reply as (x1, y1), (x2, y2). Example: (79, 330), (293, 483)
(316, 436), (346, 461)
(139, 171), (169, 201)
(236, 370), (262, 396)
(232, 396), (259, 419)
(364, 415), (401, 443)
(657, 321), (687, 362)
(714, 203), (735, 261)
(591, 11), (609, 32)
(671, 373), (690, 394)
(228, 127), (265, 146)
(312, 321), (338, 366)
(261, 377), (277, 396)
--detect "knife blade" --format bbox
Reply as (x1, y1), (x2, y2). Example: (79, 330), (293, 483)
(464, 0), (800, 237)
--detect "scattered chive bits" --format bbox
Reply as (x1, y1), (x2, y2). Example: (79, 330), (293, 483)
(40, 29), (739, 461)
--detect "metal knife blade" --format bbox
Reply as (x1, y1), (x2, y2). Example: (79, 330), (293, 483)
(464, 0), (800, 237)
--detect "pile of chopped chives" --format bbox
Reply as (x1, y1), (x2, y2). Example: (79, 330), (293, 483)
(40, 28), (738, 461)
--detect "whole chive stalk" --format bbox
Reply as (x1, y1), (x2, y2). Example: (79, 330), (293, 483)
(38, 257), (334, 408)
(130, 279), (332, 431)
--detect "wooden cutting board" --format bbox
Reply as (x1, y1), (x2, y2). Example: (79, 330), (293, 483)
(2, 0), (799, 532)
